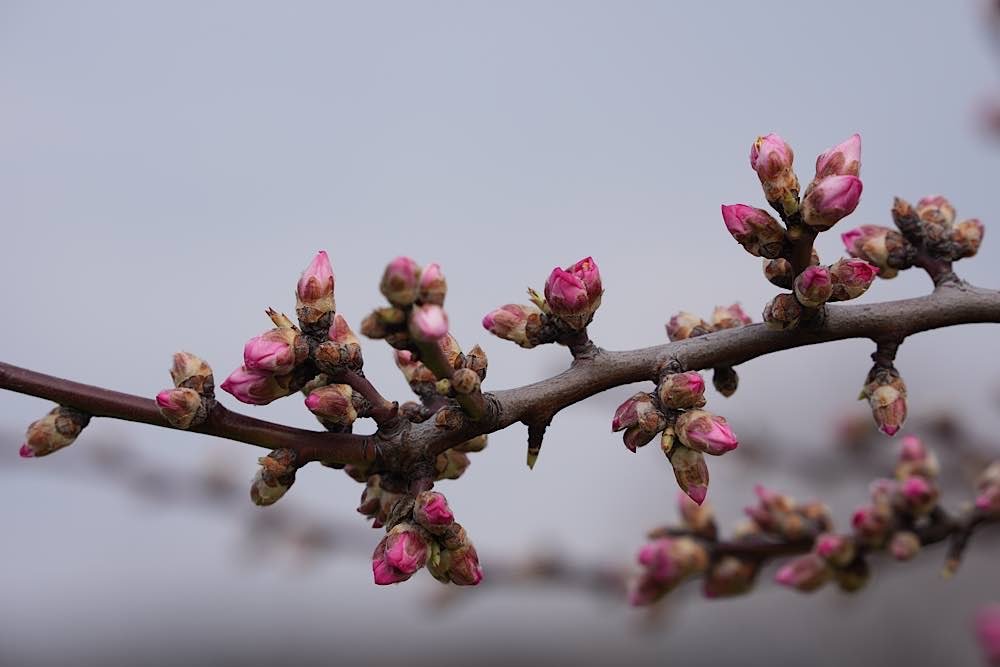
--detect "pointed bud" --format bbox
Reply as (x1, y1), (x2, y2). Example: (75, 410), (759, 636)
(408, 304), (449, 343)
(437, 334), (464, 370)
(155, 387), (203, 429)
(657, 372), (707, 409)
(243, 327), (307, 375)
(710, 303), (752, 330)
(763, 257), (794, 289)
(814, 133), (861, 180)
(544, 267), (591, 330)
(721, 204), (786, 258)
(674, 410), (738, 456)
(802, 175), (863, 231)
(628, 571), (669, 606)
(763, 293), (802, 330)
(953, 218), (985, 259)
(296, 251), (336, 327)
(446, 542), (484, 586)
(669, 445), (709, 505)
(793, 265), (833, 307)
(828, 258), (879, 301)
(250, 449), (297, 506)
(861, 367), (907, 436)
(464, 344), (488, 379)
(666, 312), (712, 341)
(372, 523), (429, 584)
(220, 367), (293, 405)
(417, 262), (447, 305)
(482, 303), (544, 348)
(815, 533), (856, 568)
(774, 554), (831, 592)
(328, 313), (360, 346)
(712, 366), (739, 397)
(750, 134), (800, 218)
(413, 491), (454, 534)
(380, 256), (421, 307)
(889, 531), (921, 561)
(304, 384), (358, 425)
(21, 406), (91, 457)
(842, 225), (909, 278)
(169, 351), (214, 395)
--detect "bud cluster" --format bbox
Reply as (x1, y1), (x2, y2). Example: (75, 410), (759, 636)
(667, 303), (752, 397)
(744, 485), (833, 541)
(859, 364), (908, 436)
(361, 256), (452, 354)
(19, 405), (91, 458)
(155, 352), (215, 428)
(628, 536), (710, 606)
(483, 257), (602, 347)
(222, 309), (309, 406)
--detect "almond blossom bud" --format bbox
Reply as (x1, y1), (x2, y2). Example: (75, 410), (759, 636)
(372, 523), (429, 585)
(861, 367), (907, 436)
(763, 257), (794, 289)
(221, 367), (293, 405)
(827, 258), (879, 301)
(750, 133), (800, 218)
(446, 542), (484, 586)
(417, 262), (447, 305)
(250, 449), (297, 506)
(155, 387), (203, 429)
(720, 204), (786, 258)
(669, 445), (710, 505)
(414, 491), (455, 533)
(544, 267), (591, 330)
(482, 303), (544, 348)
(889, 531), (921, 561)
(296, 250), (336, 327)
(637, 537), (709, 587)
(975, 605), (1000, 666)
(802, 175), (863, 231)
(842, 225), (909, 278)
(328, 313), (361, 346)
(852, 504), (891, 547)
(703, 556), (758, 598)
(890, 196), (921, 237)
(463, 344), (488, 379)
(243, 327), (307, 374)
(895, 475), (938, 515)
(612, 393), (666, 452)
(814, 133), (861, 180)
(666, 311), (711, 341)
(793, 265), (833, 307)
(815, 533), (855, 568)
(20, 406), (91, 458)
(304, 384), (358, 425)
(710, 303), (752, 330)
(170, 351), (214, 395)
(952, 219), (985, 259)
(712, 366), (739, 397)
(409, 304), (449, 342)
(380, 256), (421, 307)
(762, 293), (802, 330)
(916, 195), (956, 227)
(774, 554), (831, 592)
(674, 410), (738, 456)
(657, 372), (706, 409)
(394, 350), (436, 386)
(895, 435), (940, 480)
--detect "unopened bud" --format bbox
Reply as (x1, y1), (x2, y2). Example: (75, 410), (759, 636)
(712, 366), (739, 397)
(417, 262), (447, 305)
(304, 384), (358, 425)
(451, 368), (481, 396)
(889, 531), (921, 561)
(544, 267), (591, 330)
(891, 196), (921, 237)
(296, 250), (336, 327)
(170, 351), (214, 395)
(793, 265), (833, 307)
(711, 303), (751, 330)
(703, 556), (758, 598)
(852, 504), (891, 547)
(678, 491), (716, 538)
(612, 393), (665, 452)
(413, 490), (455, 533)
(895, 475), (938, 515)
(657, 372), (706, 409)
(435, 449), (471, 480)
(861, 367), (907, 436)
(828, 258), (879, 301)
(666, 311), (711, 341)
(802, 175), (863, 231)
(814, 133), (861, 180)
(774, 554), (831, 592)
(660, 425), (676, 457)
(841, 225), (909, 278)
(750, 133), (800, 218)
(394, 350), (436, 386)
(763, 293), (802, 330)
(155, 387), (203, 429)
(482, 303), (544, 348)
(372, 523), (429, 585)
(895, 435), (940, 480)
(380, 256), (421, 307)
(720, 204), (786, 258)
(464, 344), (488, 379)
(220, 367), (293, 405)
(834, 557), (870, 593)
(243, 327), (307, 375)
(952, 218), (985, 259)
(409, 304), (449, 342)
(250, 449), (297, 506)
(20, 406), (90, 458)
(763, 257), (794, 289)
(815, 533), (855, 568)
(674, 410), (738, 456)
(669, 445), (709, 505)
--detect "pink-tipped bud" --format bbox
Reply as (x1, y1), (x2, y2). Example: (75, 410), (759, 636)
(674, 410), (738, 456)
(666, 311), (712, 341)
(637, 537), (709, 587)
(896, 475), (938, 515)
(243, 327), (306, 375)
(793, 265), (833, 307)
(852, 504), (891, 547)
(20, 406), (90, 458)
(612, 393), (665, 451)
(566, 256), (603, 305)
(380, 256), (421, 307)
(414, 490), (455, 533)
(710, 303), (752, 330)
(814, 133), (861, 180)
(953, 218), (985, 259)
(304, 384), (358, 425)
(889, 531), (921, 561)
(669, 445), (710, 505)
(372, 523), (429, 585)
(155, 387), (203, 429)
(657, 372), (707, 409)
(750, 133), (800, 217)
(802, 175), (863, 231)
(841, 225), (908, 278)
(169, 351), (214, 395)
(250, 449), (297, 506)
(720, 204), (786, 259)
(774, 554), (831, 592)
(328, 313), (360, 346)
(394, 349), (436, 385)
(447, 543), (484, 586)
(220, 367), (292, 405)
(861, 368), (907, 437)
(417, 262), (447, 306)
(976, 605), (1000, 665)
(828, 258), (879, 301)
(637, 539), (679, 583)
(762, 293), (802, 330)
(296, 251), (336, 327)
(544, 267), (591, 330)
(408, 304), (449, 342)
(763, 257), (794, 289)
(482, 303), (543, 349)
(815, 533), (855, 568)
(895, 435), (940, 480)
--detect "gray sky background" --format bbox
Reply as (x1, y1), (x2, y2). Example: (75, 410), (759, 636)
(2, 1), (1000, 665)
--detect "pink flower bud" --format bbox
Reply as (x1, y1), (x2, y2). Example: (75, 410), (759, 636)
(220, 367), (292, 405)
(852, 504), (891, 546)
(155, 387), (203, 429)
(445, 538), (484, 586)
(750, 133), (800, 218)
(544, 267), (591, 330)
(802, 175), (863, 230)
(612, 393), (665, 451)
(669, 445), (710, 505)
(637, 537), (709, 587)
(566, 256), (603, 304)
(657, 372), (706, 409)
(328, 313), (360, 346)
(394, 349), (436, 385)
(304, 384), (358, 425)
(793, 265), (833, 307)
(666, 311), (711, 341)
(250, 449), (296, 506)
(762, 293), (802, 330)
(414, 491), (455, 533)
(866, 382), (907, 437)
(841, 225), (907, 278)
(895, 435), (940, 479)
(372, 524), (429, 585)
(417, 262), (447, 306)
(916, 195), (956, 226)
(20, 406), (90, 458)
(953, 218), (985, 259)
(674, 410), (738, 456)
(827, 258), (878, 301)
(637, 538), (679, 583)
(815, 533), (855, 567)
(897, 475), (938, 515)
(975, 605), (1000, 665)
(296, 251), (336, 327)
(169, 351), (214, 394)
(408, 304), (449, 342)
(710, 303), (751, 330)
(380, 256), (421, 307)
(774, 554), (831, 592)
(720, 204), (786, 259)
(243, 327), (304, 374)
(814, 133), (861, 179)
(628, 572), (668, 607)
(888, 531), (921, 561)
(482, 303), (543, 349)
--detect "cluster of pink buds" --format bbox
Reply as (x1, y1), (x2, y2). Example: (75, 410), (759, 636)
(362, 257), (450, 349)
(19, 405), (91, 458)
(842, 195), (985, 279)
(370, 490), (483, 586)
(613, 365), (738, 505)
(155, 352), (215, 428)
(250, 449), (298, 506)
(483, 257), (603, 348)
(666, 303), (752, 396)
(628, 535), (710, 606)
(860, 364), (908, 436)
(745, 485), (833, 542)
